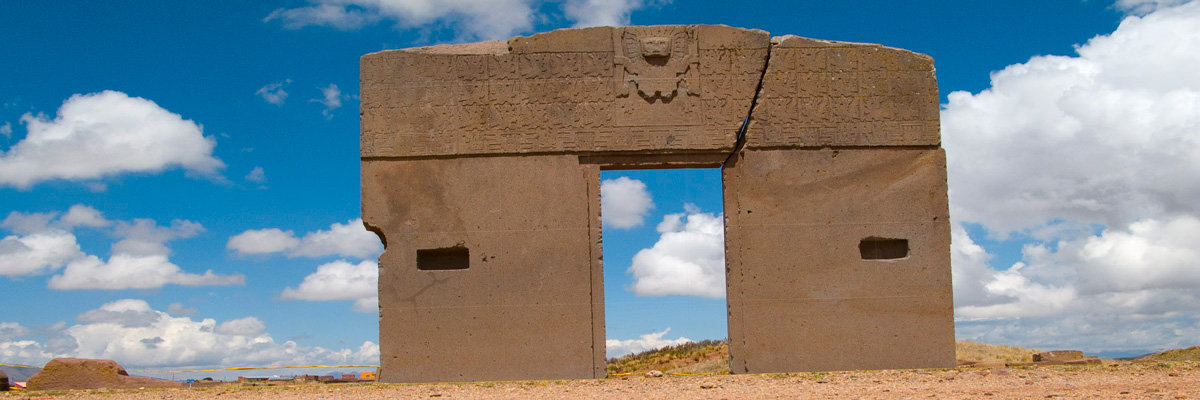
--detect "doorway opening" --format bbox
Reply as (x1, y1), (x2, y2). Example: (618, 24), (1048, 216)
(599, 168), (729, 375)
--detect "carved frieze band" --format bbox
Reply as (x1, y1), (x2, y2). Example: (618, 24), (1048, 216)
(360, 28), (941, 158)
(749, 44), (941, 147)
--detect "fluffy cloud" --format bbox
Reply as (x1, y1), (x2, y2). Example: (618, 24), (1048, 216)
(605, 328), (691, 358)
(227, 218), (383, 259)
(0, 322), (30, 341)
(943, 2), (1200, 235)
(943, 2), (1200, 353)
(627, 205), (725, 298)
(563, 0), (649, 28)
(265, 0), (654, 41)
(1114, 0), (1192, 15)
(0, 206), (243, 290)
(0, 230), (83, 276)
(256, 80), (290, 105)
(601, 177), (654, 229)
(266, 0), (537, 41)
(0, 91), (224, 189)
(0, 300), (379, 368)
(280, 260), (378, 313)
(311, 84), (345, 119)
(0, 122), (11, 138)
(49, 254), (243, 290)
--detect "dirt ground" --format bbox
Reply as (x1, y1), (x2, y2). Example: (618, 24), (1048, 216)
(5, 361), (1197, 399)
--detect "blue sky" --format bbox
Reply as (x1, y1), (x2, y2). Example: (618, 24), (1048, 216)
(2, 0), (1198, 375)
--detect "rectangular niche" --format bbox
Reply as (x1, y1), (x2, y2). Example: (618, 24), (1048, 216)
(417, 246), (470, 270)
(859, 237), (909, 260)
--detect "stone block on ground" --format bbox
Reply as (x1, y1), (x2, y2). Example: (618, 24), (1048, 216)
(26, 358), (181, 391)
(1034, 351), (1086, 363)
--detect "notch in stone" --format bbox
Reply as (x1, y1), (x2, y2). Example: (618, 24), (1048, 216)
(859, 237), (908, 260)
(417, 246), (470, 270)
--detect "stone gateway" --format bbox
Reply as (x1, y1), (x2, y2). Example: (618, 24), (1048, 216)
(360, 25), (953, 383)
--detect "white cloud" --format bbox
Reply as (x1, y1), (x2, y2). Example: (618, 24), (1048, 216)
(1114, 0), (1192, 15)
(605, 328), (691, 358)
(0, 121), (11, 138)
(58, 205), (111, 229)
(265, 0), (537, 41)
(601, 177), (654, 229)
(312, 84), (344, 119)
(0, 322), (31, 341)
(943, 1), (1200, 354)
(245, 166), (266, 183)
(627, 205), (725, 298)
(0, 91), (224, 189)
(167, 302), (197, 317)
(227, 218), (383, 259)
(0, 230), (83, 277)
(943, 2), (1200, 235)
(48, 253), (244, 290)
(227, 228), (301, 255)
(0, 205), (244, 290)
(563, 0), (648, 28)
(215, 317), (267, 336)
(280, 260), (378, 313)
(256, 80), (290, 105)
(111, 218), (203, 256)
(1, 299), (379, 368)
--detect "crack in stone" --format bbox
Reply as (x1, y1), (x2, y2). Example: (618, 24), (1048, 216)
(722, 42), (772, 167)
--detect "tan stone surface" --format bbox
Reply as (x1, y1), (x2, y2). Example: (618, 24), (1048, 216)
(723, 148), (954, 373)
(361, 24), (953, 383)
(25, 358), (181, 391)
(747, 35), (940, 148)
(360, 25), (767, 159)
(363, 155), (601, 382)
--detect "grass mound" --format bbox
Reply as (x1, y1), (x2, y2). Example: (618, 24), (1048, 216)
(606, 339), (728, 375)
(605, 339), (1051, 374)
(956, 341), (1040, 363)
(1135, 346), (1200, 361)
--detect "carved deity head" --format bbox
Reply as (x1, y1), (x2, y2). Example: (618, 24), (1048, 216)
(640, 37), (671, 58)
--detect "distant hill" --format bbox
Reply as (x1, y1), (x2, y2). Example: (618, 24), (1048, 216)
(1, 365), (41, 382)
(1135, 346), (1200, 362)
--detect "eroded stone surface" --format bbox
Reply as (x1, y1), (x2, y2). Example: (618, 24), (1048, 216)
(360, 25), (767, 159)
(362, 24), (953, 383)
(26, 358), (181, 391)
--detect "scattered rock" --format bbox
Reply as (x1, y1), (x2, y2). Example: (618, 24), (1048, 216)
(26, 358), (182, 391)
(1034, 351), (1085, 363)
(645, 370), (663, 378)
(700, 383), (718, 389)
(815, 379), (829, 384)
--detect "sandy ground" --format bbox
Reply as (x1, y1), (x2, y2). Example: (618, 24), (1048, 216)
(4, 361), (1197, 399)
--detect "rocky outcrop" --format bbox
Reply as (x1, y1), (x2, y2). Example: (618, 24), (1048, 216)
(26, 358), (181, 391)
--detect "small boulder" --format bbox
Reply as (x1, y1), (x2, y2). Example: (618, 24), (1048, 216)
(1, 369), (9, 391)
(26, 358), (181, 391)
(645, 370), (664, 378)
(1033, 351), (1085, 363)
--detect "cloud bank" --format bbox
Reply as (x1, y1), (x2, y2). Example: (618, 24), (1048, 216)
(0, 91), (224, 189)
(0, 300), (378, 368)
(942, 1), (1200, 353)
(265, 0), (655, 41)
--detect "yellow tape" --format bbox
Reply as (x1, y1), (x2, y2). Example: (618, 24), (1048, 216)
(129, 365), (380, 374)
(1, 363), (38, 369)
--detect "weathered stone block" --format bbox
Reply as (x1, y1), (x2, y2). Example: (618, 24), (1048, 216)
(362, 24), (953, 383)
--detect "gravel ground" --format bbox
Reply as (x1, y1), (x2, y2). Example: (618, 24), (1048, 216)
(5, 361), (1197, 399)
